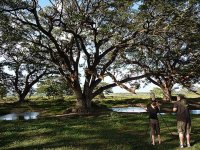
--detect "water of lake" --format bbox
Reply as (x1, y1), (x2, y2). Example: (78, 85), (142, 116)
(0, 112), (39, 121)
(111, 107), (147, 113)
(111, 107), (200, 114)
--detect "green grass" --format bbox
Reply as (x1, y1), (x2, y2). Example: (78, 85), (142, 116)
(0, 94), (200, 149)
(0, 98), (75, 116)
(0, 113), (200, 150)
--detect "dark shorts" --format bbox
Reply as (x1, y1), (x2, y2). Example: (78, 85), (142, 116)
(177, 121), (191, 134)
(150, 119), (160, 135)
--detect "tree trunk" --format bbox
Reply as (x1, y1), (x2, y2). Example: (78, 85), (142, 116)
(99, 92), (106, 99)
(75, 97), (91, 113)
(17, 89), (30, 103)
(18, 94), (26, 103)
(162, 87), (172, 101)
(73, 89), (92, 114)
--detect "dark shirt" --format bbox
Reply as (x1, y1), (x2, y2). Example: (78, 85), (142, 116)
(173, 99), (191, 123)
(147, 103), (160, 120)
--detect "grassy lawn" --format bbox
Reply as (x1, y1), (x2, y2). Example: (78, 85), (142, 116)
(0, 94), (200, 150)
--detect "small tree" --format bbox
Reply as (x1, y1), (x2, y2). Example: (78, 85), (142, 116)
(0, 10), (55, 102)
(151, 88), (163, 98)
(37, 76), (73, 98)
(0, 84), (7, 99)
(1, 50), (54, 102)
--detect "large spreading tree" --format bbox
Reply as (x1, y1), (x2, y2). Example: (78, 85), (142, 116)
(0, 9), (56, 102)
(1, 47), (55, 102)
(0, 0), (148, 112)
(121, 0), (200, 101)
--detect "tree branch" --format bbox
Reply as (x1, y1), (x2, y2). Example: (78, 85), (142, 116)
(92, 73), (150, 98)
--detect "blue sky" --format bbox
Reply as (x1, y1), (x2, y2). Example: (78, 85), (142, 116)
(38, 0), (142, 8)
(38, 0), (51, 7)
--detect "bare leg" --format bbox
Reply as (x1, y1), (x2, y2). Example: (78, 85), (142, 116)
(158, 135), (161, 144)
(186, 134), (190, 146)
(179, 133), (184, 146)
(152, 134), (155, 145)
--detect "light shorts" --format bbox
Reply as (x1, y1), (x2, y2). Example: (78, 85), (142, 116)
(177, 121), (191, 134)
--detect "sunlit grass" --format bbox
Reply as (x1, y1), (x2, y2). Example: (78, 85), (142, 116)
(1, 112), (200, 150)
(0, 94), (200, 149)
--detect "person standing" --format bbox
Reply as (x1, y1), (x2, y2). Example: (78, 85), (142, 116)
(147, 99), (161, 145)
(173, 94), (191, 148)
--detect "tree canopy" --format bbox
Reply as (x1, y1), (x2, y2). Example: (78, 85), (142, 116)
(37, 75), (74, 97)
(0, 8), (56, 102)
(0, 0), (147, 112)
(120, 0), (200, 101)
(0, 0), (199, 111)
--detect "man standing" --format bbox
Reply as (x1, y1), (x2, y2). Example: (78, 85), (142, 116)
(173, 94), (191, 148)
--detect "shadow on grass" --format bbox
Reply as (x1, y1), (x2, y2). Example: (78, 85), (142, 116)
(1, 113), (196, 150)
(0, 99), (76, 116)
(0, 97), (200, 150)
(100, 98), (150, 107)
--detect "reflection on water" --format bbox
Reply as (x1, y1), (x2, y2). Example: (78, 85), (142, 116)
(111, 107), (200, 115)
(111, 107), (147, 113)
(190, 110), (200, 114)
(23, 112), (39, 120)
(0, 113), (18, 120)
(160, 110), (200, 115)
(0, 112), (39, 121)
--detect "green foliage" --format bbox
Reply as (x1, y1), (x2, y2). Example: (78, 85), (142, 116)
(0, 111), (200, 149)
(0, 84), (7, 98)
(0, 0), (199, 106)
(0, 7), (56, 102)
(36, 76), (73, 97)
(151, 87), (163, 98)
(122, 0), (200, 100)
(0, 0), (142, 106)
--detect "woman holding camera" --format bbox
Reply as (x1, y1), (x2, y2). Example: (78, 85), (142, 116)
(147, 98), (161, 145)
